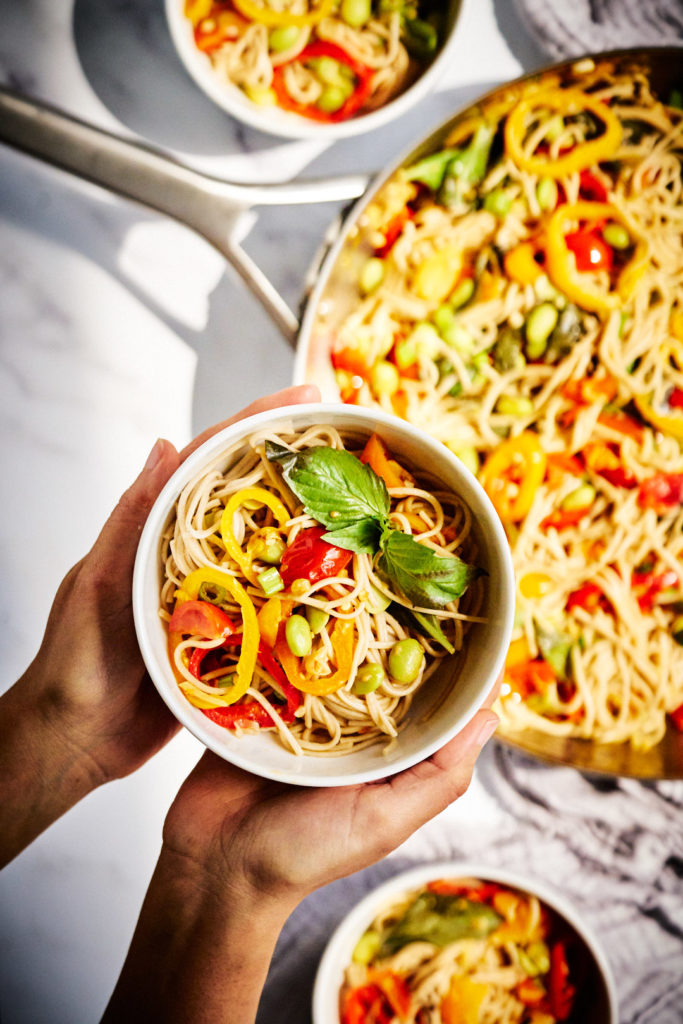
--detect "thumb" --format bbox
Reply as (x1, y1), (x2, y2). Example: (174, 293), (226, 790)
(89, 439), (180, 575)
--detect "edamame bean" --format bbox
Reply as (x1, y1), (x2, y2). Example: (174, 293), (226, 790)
(305, 606), (329, 634)
(561, 483), (596, 511)
(268, 25), (300, 52)
(317, 86), (348, 114)
(364, 582), (391, 613)
(285, 614), (313, 657)
(445, 442), (479, 475)
(536, 177), (557, 211)
(443, 322), (475, 355)
(388, 638), (424, 683)
(433, 303), (455, 334)
(409, 322), (442, 361)
(370, 360), (400, 397)
(483, 188), (512, 217)
(394, 336), (417, 369)
(351, 930), (382, 965)
(353, 663), (385, 695)
(496, 395), (534, 416)
(359, 257), (385, 295)
(450, 276), (475, 310)
(602, 222), (631, 249)
(341, 0), (372, 28)
(525, 302), (559, 360)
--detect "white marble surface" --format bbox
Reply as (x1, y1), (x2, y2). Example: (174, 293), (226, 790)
(0, 2), (681, 1022)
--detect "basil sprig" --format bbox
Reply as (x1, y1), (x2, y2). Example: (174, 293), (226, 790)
(266, 440), (481, 608)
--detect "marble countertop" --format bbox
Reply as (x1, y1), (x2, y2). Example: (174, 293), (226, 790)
(0, 2), (681, 1022)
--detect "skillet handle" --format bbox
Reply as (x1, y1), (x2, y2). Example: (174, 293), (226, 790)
(0, 86), (369, 347)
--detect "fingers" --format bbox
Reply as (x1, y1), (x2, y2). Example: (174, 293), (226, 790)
(88, 438), (181, 580)
(360, 707), (499, 850)
(180, 385), (321, 462)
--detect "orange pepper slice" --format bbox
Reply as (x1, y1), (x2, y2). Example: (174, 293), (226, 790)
(275, 617), (355, 696)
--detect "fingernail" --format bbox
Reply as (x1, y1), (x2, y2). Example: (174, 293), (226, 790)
(144, 439), (164, 472)
(473, 713), (499, 750)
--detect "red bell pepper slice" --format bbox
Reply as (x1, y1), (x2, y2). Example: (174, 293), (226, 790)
(669, 387), (683, 410)
(566, 582), (605, 613)
(565, 228), (613, 272)
(549, 942), (576, 1021)
(637, 473), (683, 513)
(631, 567), (680, 612)
(341, 984), (393, 1024)
(541, 506), (592, 531)
(670, 702), (683, 731)
(280, 526), (353, 587)
(579, 169), (609, 203)
(271, 40), (373, 123)
(376, 207), (413, 258)
(194, 635), (302, 728)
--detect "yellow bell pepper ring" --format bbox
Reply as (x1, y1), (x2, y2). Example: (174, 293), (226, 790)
(174, 567), (260, 706)
(220, 486), (290, 584)
(634, 394), (683, 440)
(545, 201), (649, 316)
(232, 0), (334, 27)
(184, 0), (213, 26)
(479, 432), (547, 522)
(505, 87), (622, 178)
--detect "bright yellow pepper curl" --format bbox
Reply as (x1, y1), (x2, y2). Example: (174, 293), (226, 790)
(220, 486), (290, 585)
(633, 394), (683, 441)
(232, 0), (334, 27)
(174, 566), (260, 707)
(545, 201), (650, 316)
(479, 432), (547, 523)
(505, 86), (622, 178)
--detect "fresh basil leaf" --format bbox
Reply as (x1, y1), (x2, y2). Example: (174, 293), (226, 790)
(389, 603), (455, 654)
(380, 893), (502, 955)
(378, 529), (482, 609)
(267, 442), (390, 533)
(323, 519), (383, 555)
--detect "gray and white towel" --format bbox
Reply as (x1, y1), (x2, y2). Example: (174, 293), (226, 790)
(514, 0), (683, 58)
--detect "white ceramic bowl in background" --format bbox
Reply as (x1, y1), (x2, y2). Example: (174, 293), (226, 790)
(132, 403), (514, 786)
(164, 0), (468, 140)
(313, 861), (618, 1023)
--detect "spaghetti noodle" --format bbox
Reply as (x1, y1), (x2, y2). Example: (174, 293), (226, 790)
(183, 0), (444, 122)
(160, 424), (484, 757)
(340, 876), (580, 1023)
(325, 58), (683, 750)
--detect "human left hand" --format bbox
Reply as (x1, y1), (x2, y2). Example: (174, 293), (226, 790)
(0, 385), (320, 866)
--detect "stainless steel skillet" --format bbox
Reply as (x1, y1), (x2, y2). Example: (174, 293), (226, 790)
(1, 46), (682, 778)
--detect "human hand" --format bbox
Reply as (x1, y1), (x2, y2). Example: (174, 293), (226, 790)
(103, 685), (499, 1024)
(161, 682), (500, 910)
(0, 385), (320, 866)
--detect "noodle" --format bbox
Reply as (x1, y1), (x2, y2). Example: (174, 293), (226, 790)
(323, 58), (683, 750)
(340, 877), (581, 1023)
(160, 425), (484, 757)
(183, 0), (444, 121)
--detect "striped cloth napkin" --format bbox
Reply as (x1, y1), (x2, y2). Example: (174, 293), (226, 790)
(514, 0), (683, 57)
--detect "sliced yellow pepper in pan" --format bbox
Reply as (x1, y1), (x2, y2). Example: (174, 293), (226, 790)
(545, 201), (649, 316)
(505, 86), (622, 178)
(479, 432), (547, 522)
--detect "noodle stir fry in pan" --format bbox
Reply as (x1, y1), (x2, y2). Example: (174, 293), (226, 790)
(326, 59), (683, 750)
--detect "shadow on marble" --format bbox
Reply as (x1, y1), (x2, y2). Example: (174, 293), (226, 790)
(72, 0), (282, 157)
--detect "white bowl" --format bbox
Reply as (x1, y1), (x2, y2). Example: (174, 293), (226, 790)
(313, 861), (619, 1023)
(164, 0), (468, 140)
(132, 403), (513, 786)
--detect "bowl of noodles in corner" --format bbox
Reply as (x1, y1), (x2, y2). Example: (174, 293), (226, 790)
(132, 403), (513, 786)
(312, 861), (618, 1024)
(164, 0), (465, 140)
(295, 48), (683, 778)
